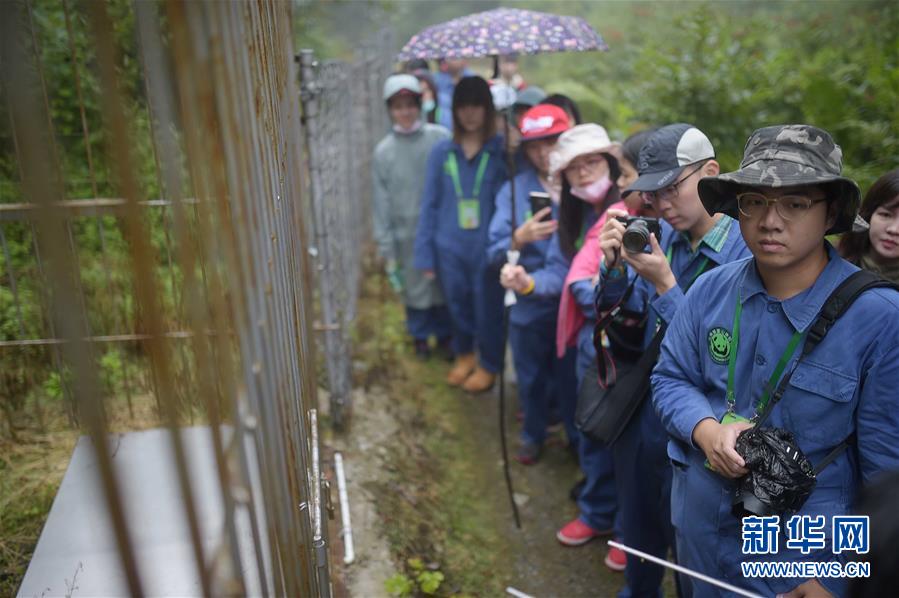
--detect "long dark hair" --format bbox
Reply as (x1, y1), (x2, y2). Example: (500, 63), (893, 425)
(839, 168), (899, 264)
(412, 69), (438, 124)
(621, 128), (658, 169)
(541, 93), (582, 125)
(451, 76), (496, 144)
(558, 153), (621, 258)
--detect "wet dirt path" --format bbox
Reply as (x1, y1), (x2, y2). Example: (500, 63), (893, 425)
(330, 274), (678, 596)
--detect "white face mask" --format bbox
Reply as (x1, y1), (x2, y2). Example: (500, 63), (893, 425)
(422, 99), (436, 114)
(570, 174), (613, 205)
(393, 120), (423, 135)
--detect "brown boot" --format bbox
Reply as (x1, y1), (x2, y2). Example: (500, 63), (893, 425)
(446, 353), (476, 386)
(462, 366), (495, 393)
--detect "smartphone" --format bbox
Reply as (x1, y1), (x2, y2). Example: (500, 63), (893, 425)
(528, 191), (552, 221)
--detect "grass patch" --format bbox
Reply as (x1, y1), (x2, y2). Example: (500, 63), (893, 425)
(353, 272), (511, 596)
(0, 390), (164, 596)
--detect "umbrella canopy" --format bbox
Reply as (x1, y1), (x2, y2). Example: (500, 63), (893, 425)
(396, 7), (608, 61)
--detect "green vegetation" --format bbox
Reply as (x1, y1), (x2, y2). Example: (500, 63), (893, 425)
(353, 274), (509, 596)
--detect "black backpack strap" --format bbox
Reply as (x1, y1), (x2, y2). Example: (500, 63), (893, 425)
(802, 270), (899, 357)
(813, 433), (856, 475)
(758, 270), (899, 425)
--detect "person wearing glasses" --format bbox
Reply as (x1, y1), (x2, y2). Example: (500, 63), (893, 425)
(595, 123), (750, 598)
(500, 124), (625, 540)
(651, 125), (899, 597)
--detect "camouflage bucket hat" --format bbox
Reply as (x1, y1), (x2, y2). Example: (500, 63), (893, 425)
(698, 125), (862, 234)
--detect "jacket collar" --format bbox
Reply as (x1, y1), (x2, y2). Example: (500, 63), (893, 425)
(739, 243), (857, 331)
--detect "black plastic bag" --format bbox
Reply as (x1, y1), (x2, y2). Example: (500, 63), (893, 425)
(732, 427), (817, 517)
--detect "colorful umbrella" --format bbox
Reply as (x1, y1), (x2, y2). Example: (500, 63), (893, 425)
(396, 7), (608, 61)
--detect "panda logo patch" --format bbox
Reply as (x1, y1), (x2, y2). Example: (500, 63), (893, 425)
(707, 327), (732, 364)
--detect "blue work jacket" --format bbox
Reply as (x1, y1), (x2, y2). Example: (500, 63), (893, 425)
(651, 244), (899, 596)
(486, 167), (558, 326)
(413, 135), (508, 272)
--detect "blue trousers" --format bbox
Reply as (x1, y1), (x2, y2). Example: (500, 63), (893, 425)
(613, 397), (685, 598)
(576, 358), (619, 532)
(435, 248), (504, 372)
(405, 305), (452, 341)
(509, 319), (577, 446)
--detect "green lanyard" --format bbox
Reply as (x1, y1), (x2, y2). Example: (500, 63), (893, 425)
(725, 293), (804, 418)
(445, 151), (490, 199)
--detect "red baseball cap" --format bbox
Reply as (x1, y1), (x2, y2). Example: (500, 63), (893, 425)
(518, 104), (570, 141)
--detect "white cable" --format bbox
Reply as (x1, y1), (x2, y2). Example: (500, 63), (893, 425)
(505, 587), (534, 598)
(334, 452), (354, 564)
(504, 249), (521, 307)
(608, 541), (764, 598)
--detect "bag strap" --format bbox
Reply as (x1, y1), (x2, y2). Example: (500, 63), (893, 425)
(754, 270), (899, 468)
(593, 280), (637, 388)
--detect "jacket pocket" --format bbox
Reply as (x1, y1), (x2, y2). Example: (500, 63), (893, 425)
(783, 360), (857, 443)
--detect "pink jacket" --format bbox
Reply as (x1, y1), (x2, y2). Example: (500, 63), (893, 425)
(555, 201), (635, 357)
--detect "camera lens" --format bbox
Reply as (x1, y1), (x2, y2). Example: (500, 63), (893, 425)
(622, 219), (650, 253)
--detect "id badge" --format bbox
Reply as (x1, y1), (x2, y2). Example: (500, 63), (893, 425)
(704, 411), (752, 470)
(458, 199), (480, 230)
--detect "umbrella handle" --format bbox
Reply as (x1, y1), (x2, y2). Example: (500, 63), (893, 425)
(504, 249), (520, 307)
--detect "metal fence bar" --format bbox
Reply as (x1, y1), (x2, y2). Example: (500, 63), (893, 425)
(2, 1), (395, 594)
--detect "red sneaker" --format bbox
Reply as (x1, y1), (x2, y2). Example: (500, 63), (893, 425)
(556, 518), (612, 546)
(604, 544), (627, 572)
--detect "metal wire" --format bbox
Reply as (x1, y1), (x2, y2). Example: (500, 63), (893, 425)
(0, 1), (392, 595)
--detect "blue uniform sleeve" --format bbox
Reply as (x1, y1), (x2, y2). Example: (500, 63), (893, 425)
(413, 144), (445, 272)
(570, 279), (596, 318)
(651, 278), (718, 448)
(855, 304), (899, 482)
(486, 181), (513, 267)
(650, 285), (686, 327)
(530, 234), (568, 297)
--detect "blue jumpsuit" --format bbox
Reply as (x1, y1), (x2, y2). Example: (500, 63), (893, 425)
(598, 216), (749, 597)
(486, 168), (577, 446)
(652, 244), (899, 598)
(414, 136), (508, 372)
(570, 277), (620, 534)
(527, 207), (600, 451)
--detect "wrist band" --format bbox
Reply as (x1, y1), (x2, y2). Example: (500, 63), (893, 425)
(521, 277), (536, 295)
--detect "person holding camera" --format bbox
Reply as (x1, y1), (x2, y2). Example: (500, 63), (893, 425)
(414, 76), (508, 392)
(596, 123), (749, 597)
(651, 125), (899, 597)
(486, 104), (572, 464)
(373, 74), (452, 360)
(501, 123), (624, 547)
(555, 129), (658, 572)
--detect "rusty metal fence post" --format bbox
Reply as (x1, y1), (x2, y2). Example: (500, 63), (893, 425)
(2, 1), (338, 595)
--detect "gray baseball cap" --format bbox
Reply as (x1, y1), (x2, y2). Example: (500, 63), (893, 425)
(625, 123), (715, 195)
(698, 124), (861, 234)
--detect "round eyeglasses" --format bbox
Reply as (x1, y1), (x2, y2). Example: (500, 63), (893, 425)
(736, 192), (826, 221)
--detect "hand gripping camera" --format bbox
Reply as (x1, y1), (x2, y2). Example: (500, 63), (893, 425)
(615, 216), (661, 253)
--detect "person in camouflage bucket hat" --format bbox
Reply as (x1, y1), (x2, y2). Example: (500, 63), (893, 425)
(652, 124), (899, 598)
(698, 124), (862, 235)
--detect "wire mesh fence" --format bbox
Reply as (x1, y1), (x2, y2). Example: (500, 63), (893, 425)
(0, 0), (393, 595)
(299, 30), (394, 427)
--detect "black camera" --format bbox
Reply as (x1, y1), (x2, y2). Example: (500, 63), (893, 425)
(615, 216), (661, 253)
(731, 427), (817, 518)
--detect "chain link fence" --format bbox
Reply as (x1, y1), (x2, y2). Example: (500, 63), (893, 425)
(1, 0), (395, 595)
(299, 29), (395, 427)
